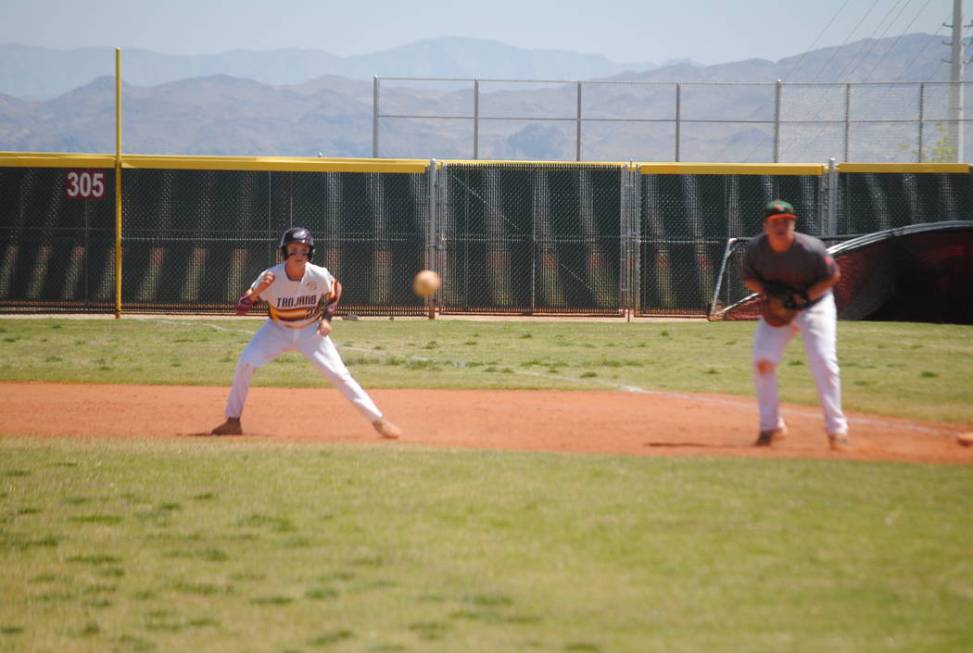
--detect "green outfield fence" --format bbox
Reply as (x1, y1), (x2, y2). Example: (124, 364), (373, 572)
(1, 154), (971, 317)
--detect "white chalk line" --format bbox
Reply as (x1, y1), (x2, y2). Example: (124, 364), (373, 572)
(162, 320), (962, 438)
(340, 346), (959, 438)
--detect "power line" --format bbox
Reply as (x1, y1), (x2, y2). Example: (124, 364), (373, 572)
(895, 23), (949, 80)
(863, 0), (936, 81)
(770, 0), (887, 160)
(833, 0), (914, 82)
(811, 0), (883, 82)
(782, 0), (852, 80)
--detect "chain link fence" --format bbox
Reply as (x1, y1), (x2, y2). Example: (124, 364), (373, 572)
(437, 162), (627, 314)
(0, 165), (116, 311)
(1, 156), (971, 317)
(375, 78), (973, 164)
(121, 166), (430, 314)
(836, 169), (973, 233)
(637, 169), (826, 315)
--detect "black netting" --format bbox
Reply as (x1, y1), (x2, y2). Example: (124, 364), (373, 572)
(4, 161), (972, 318)
(837, 172), (973, 234)
(638, 173), (824, 316)
(439, 164), (623, 314)
(122, 169), (274, 312)
(834, 227), (973, 323)
(120, 168), (428, 315)
(0, 167), (115, 312)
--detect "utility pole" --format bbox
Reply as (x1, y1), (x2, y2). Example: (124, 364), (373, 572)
(946, 0), (965, 161)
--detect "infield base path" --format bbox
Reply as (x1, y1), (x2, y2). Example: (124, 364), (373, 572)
(2, 382), (970, 465)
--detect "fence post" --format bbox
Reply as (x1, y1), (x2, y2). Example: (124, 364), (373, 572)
(114, 47), (123, 319)
(773, 79), (782, 163)
(372, 76), (379, 158)
(474, 79), (480, 160)
(576, 81), (583, 162)
(918, 82), (925, 163)
(427, 160), (438, 318)
(437, 161), (450, 312)
(843, 83), (851, 162)
(827, 157), (838, 237)
(675, 83), (681, 162)
(426, 160), (437, 273)
(626, 163), (641, 317)
(619, 165), (629, 316)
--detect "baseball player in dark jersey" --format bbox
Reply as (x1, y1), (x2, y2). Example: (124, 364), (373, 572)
(741, 200), (849, 451)
(210, 227), (402, 439)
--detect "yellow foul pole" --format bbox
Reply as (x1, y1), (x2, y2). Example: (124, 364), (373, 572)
(114, 48), (122, 318)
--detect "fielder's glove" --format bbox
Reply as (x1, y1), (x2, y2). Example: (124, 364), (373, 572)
(758, 284), (811, 326)
(759, 294), (797, 327)
(781, 289), (811, 310)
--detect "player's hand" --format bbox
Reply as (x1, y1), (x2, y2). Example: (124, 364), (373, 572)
(782, 289), (811, 310)
(317, 320), (332, 337)
(254, 271), (276, 293)
(235, 294), (254, 316)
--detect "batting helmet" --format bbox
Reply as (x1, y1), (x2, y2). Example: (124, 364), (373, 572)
(764, 199), (797, 221)
(279, 227), (314, 260)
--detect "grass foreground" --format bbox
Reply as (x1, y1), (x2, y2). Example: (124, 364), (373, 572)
(1, 438), (971, 653)
(1, 317), (971, 652)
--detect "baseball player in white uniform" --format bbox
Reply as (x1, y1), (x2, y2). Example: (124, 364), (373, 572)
(741, 200), (849, 451)
(210, 227), (402, 439)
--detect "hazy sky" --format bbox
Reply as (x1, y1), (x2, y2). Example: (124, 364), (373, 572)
(0, 0), (961, 65)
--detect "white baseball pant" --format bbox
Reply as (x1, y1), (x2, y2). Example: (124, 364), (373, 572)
(224, 321), (383, 423)
(752, 292), (848, 436)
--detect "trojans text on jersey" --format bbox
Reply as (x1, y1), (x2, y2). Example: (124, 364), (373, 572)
(277, 295), (317, 309)
(268, 294), (321, 325)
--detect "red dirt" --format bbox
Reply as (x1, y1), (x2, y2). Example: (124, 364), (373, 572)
(1, 382), (970, 465)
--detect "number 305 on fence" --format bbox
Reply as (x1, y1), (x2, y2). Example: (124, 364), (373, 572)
(65, 170), (106, 200)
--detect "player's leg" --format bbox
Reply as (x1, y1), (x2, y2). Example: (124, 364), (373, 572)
(213, 322), (289, 435)
(752, 317), (796, 444)
(297, 329), (400, 438)
(796, 293), (848, 447)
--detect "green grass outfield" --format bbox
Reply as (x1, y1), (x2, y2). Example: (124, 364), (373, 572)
(1, 317), (972, 652)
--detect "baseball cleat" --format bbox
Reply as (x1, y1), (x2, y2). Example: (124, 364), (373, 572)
(828, 434), (851, 452)
(211, 418), (243, 436)
(754, 423), (788, 447)
(372, 418), (401, 440)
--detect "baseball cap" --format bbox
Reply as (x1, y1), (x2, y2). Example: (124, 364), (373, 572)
(764, 199), (797, 221)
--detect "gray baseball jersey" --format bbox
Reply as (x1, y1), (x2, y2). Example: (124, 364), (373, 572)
(742, 232), (837, 296)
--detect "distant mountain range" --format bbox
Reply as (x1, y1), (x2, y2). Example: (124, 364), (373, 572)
(0, 34), (968, 161)
(0, 38), (674, 101)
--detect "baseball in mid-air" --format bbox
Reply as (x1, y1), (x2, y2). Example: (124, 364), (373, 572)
(413, 270), (441, 298)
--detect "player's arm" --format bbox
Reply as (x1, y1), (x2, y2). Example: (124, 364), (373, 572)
(745, 277), (790, 299)
(744, 278), (767, 295)
(806, 266), (840, 302)
(236, 271), (276, 315)
(317, 279), (342, 336)
(804, 254), (840, 302)
(323, 280), (342, 321)
(741, 248), (773, 296)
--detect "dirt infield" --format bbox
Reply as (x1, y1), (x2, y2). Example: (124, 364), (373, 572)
(2, 382), (970, 464)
